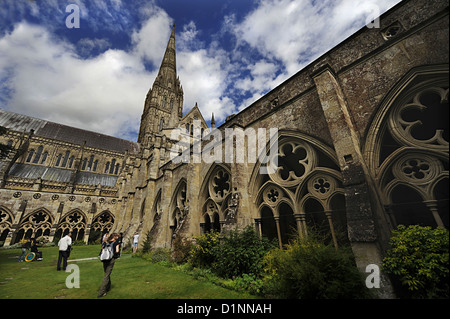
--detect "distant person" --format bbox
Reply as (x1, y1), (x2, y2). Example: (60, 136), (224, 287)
(17, 239), (31, 262)
(98, 233), (120, 298)
(102, 232), (109, 243)
(30, 238), (43, 261)
(57, 232), (72, 271)
(132, 232), (139, 253)
(117, 232), (123, 257)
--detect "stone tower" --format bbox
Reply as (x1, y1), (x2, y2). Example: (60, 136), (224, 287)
(137, 25), (184, 145)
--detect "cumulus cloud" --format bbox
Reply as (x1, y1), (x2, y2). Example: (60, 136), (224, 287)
(0, 22), (153, 141)
(0, 0), (401, 141)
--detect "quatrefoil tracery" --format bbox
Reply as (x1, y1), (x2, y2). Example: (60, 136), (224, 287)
(269, 141), (316, 188)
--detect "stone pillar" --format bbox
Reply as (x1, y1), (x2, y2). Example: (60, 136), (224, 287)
(313, 66), (395, 298)
(254, 218), (262, 238)
(424, 200), (445, 228)
(274, 216), (283, 249)
(325, 211), (338, 249)
(293, 213), (306, 239)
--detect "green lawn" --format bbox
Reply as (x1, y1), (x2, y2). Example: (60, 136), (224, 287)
(0, 245), (256, 299)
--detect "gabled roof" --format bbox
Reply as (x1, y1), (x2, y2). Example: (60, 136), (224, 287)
(0, 108), (139, 153)
(181, 103), (208, 127)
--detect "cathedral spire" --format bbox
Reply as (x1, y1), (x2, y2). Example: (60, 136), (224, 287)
(157, 24), (177, 83)
(138, 24), (184, 145)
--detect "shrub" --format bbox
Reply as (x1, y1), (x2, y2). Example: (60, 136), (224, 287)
(213, 226), (274, 278)
(263, 235), (370, 299)
(171, 235), (193, 264)
(382, 225), (449, 299)
(189, 231), (220, 268)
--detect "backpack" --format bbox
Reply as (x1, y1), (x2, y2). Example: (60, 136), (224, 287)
(99, 242), (114, 261)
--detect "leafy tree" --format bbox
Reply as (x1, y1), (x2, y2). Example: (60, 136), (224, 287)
(382, 225), (449, 298)
(141, 230), (152, 254)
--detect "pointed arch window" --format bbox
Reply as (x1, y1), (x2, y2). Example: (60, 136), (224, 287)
(109, 159), (116, 174)
(105, 162), (110, 174)
(68, 156), (75, 168)
(81, 158), (87, 170)
(87, 155), (94, 171)
(61, 151), (70, 167)
(55, 154), (62, 166)
(40, 152), (48, 165)
(32, 146), (43, 164)
(26, 149), (35, 162)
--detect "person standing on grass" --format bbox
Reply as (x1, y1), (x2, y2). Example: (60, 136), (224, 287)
(57, 232), (72, 271)
(98, 233), (120, 298)
(132, 232), (139, 253)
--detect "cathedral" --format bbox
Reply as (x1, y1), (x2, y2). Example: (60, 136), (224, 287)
(0, 0), (448, 296)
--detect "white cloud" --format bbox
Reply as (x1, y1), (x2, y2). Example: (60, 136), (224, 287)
(131, 5), (173, 67)
(0, 0), (402, 140)
(229, 0), (401, 104)
(0, 22), (155, 141)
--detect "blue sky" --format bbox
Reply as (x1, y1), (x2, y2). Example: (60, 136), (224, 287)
(0, 0), (401, 141)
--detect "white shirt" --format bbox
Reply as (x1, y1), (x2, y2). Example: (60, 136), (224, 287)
(58, 235), (72, 251)
(133, 234), (139, 244)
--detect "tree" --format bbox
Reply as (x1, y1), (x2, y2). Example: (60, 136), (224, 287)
(382, 225), (449, 298)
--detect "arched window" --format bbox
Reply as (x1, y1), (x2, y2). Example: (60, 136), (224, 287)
(114, 164), (120, 175)
(364, 68), (449, 229)
(61, 151), (70, 167)
(55, 154), (62, 166)
(68, 156), (75, 168)
(26, 149), (35, 162)
(104, 162), (110, 174)
(254, 134), (345, 248)
(40, 152), (48, 165)
(109, 159), (116, 174)
(81, 158), (88, 170)
(87, 155), (94, 171)
(32, 146), (43, 164)
(93, 160), (98, 172)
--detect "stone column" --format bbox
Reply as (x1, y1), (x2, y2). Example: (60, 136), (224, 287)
(313, 66), (395, 298)
(254, 218), (262, 238)
(274, 216), (283, 249)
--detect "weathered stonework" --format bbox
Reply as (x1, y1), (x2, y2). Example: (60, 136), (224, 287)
(0, 0), (448, 299)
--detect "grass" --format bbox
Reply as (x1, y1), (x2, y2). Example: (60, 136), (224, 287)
(0, 245), (256, 299)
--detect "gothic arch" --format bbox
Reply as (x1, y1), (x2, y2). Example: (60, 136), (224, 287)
(199, 164), (232, 233)
(251, 131), (346, 248)
(151, 189), (163, 222)
(363, 64), (449, 229)
(55, 209), (87, 241)
(0, 206), (13, 244)
(91, 210), (114, 234)
(15, 208), (53, 243)
(169, 179), (189, 239)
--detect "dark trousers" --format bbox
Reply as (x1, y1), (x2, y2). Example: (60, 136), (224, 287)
(57, 250), (69, 270)
(98, 258), (115, 297)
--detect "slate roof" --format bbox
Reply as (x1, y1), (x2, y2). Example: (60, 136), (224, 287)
(0, 108), (139, 153)
(8, 163), (118, 187)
